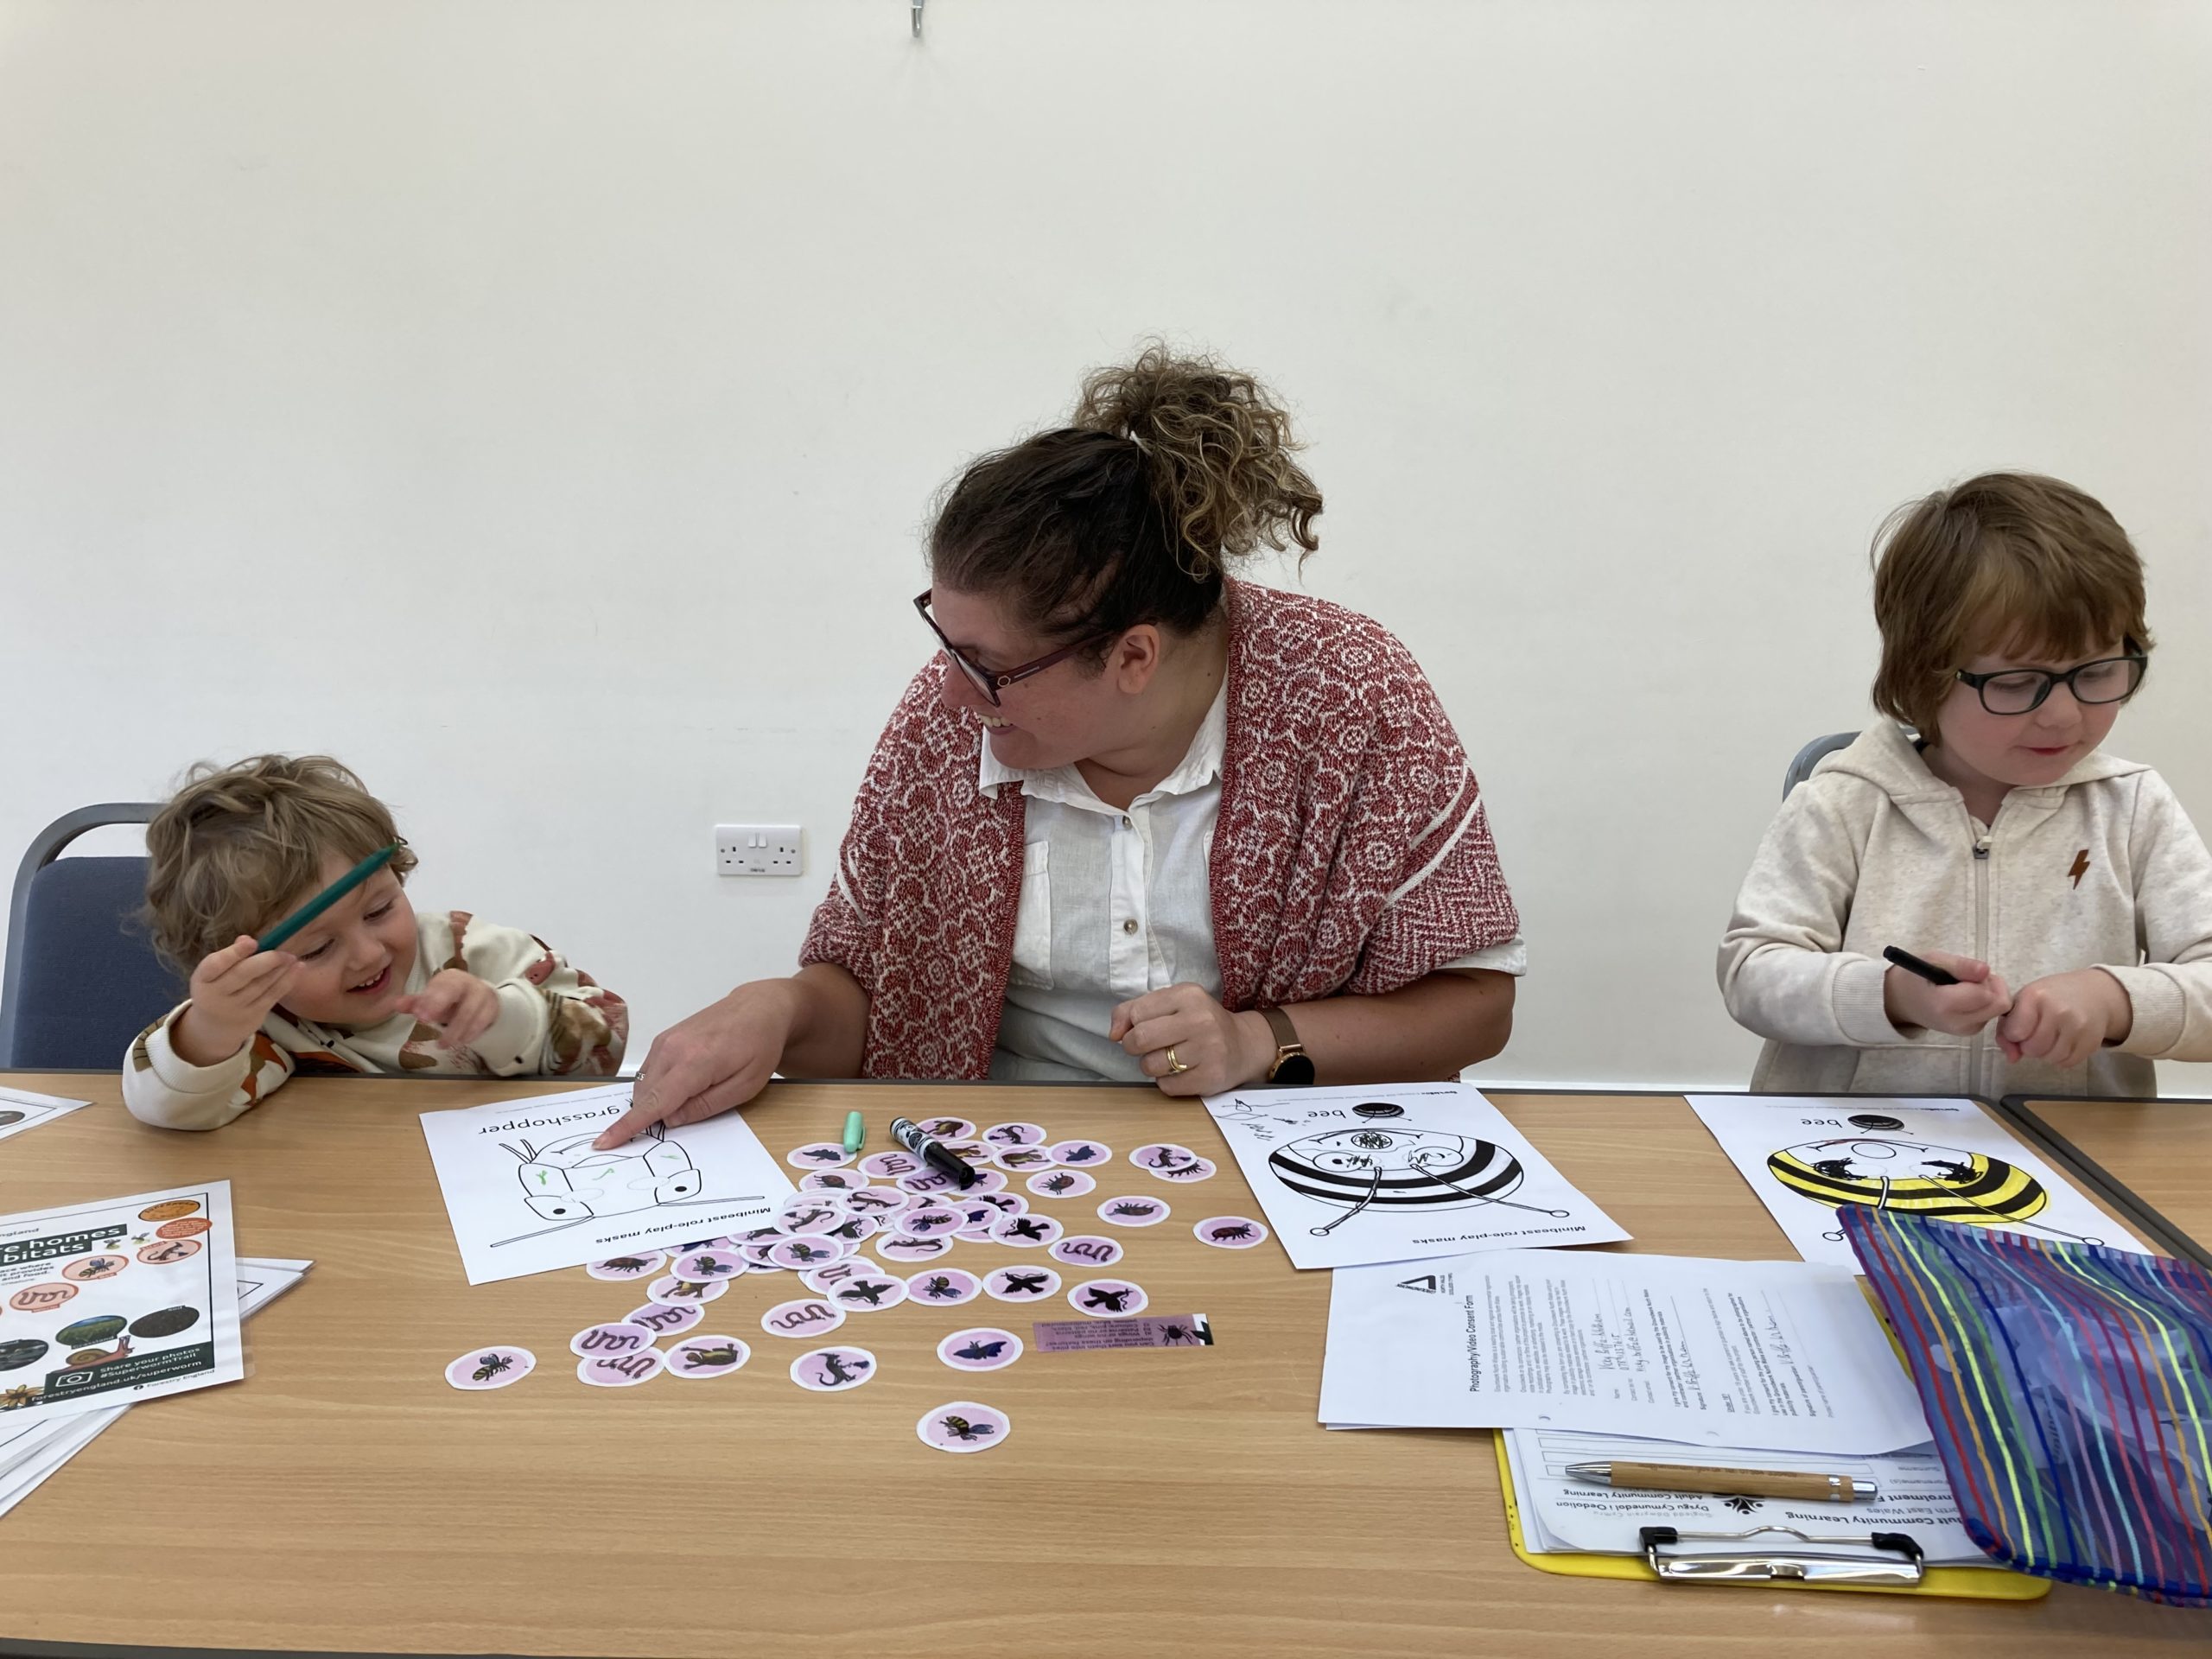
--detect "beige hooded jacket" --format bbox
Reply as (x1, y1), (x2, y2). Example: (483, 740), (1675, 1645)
(1719, 722), (2212, 1097)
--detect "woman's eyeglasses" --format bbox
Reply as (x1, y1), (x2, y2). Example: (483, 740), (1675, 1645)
(913, 590), (1115, 708)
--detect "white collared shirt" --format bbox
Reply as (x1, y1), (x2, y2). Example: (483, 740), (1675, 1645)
(982, 683), (1525, 1084)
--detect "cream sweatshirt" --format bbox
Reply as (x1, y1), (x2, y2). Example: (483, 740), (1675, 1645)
(1719, 722), (2212, 1097)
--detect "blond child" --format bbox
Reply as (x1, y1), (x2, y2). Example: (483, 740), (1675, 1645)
(125, 755), (626, 1129)
(1719, 473), (2212, 1097)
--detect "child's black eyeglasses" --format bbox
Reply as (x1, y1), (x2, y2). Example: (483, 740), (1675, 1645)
(1954, 653), (2147, 715)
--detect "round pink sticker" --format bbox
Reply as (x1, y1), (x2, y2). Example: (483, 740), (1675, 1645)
(672, 1249), (747, 1281)
(962, 1167), (1010, 1194)
(938, 1139), (995, 1162)
(785, 1141), (855, 1171)
(585, 1251), (666, 1281)
(895, 1168), (960, 1195)
(982, 1122), (1047, 1147)
(800, 1259), (877, 1294)
(61, 1255), (129, 1282)
(569, 1321), (655, 1358)
(775, 1198), (850, 1236)
(1154, 1157), (1218, 1184)
(991, 1213), (1063, 1248)
(874, 1232), (957, 1265)
(665, 1335), (751, 1377)
(858, 1148), (926, 1182)
(1097, 1196), (1170, 1227)
(900, 1208), (963, 1236)
(969, 1192), (1026, 1217)
(446, 1345), (535, 1390)
(829, 1273), (909, 1313)
(955, 1225), (998, 1244)
(1194, 1216), (1269, 1249)
(918, 1401), (1011, 1453)
(1128, 1142), (1202, 1173)
(993, 1146), (1055, 1173)
(761, 1297), (848, 1339)
(822, 1213), (880, 1246)
(842, 1186), (908, 1217)
(913, 1116), (977, 1141)
(1049, 1139), (1112, 1167)
(576, 1349), (664, 1388)
(799, 1170), (865, 1192)
(626, 1301), (705, 1338)
(790, 1345), (877, 1392)
(937, 1328), (1023, 1371)
(1027, 1169), (1097, 1199)
(1048, 1234), (1124, 1269)
(905, 1267), (983, 1306)
(1069, 1278), (1148, 1318)
(982, 1266), (1062, 1302)
(768, 1236), (850, 1273)
(740, 1243), (790, 1272)
(647, 1274), (728, 1305)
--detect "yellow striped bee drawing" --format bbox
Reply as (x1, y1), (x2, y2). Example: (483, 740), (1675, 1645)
(1767, 1138), (2049, 1229)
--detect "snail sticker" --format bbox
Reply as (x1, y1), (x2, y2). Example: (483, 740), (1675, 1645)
(1205, 1081), (1630, 1270)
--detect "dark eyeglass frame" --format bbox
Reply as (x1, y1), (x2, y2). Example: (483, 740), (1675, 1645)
(913, 589), (1117, 708)
(1954, 652), (2148, 715)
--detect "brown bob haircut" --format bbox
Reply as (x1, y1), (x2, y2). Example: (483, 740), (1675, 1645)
(1870, 472), (2152, 741)
(143, 754), (416, 971)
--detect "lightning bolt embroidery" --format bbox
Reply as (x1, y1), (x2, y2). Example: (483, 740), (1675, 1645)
(2069, 849), (2090, 888)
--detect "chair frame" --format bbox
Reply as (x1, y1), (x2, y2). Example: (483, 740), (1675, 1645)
(1, 803), (162, 1065)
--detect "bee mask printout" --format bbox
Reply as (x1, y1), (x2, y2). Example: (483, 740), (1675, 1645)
(418, 1083), (795, 1285)
(1202, 1082), (1630, 1270)
(1684, 1094), (2145, 1273)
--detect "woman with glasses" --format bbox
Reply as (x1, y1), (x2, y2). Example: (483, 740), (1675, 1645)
(597, 346), (1522, 1143)
(1719, 472), (2212, 1100)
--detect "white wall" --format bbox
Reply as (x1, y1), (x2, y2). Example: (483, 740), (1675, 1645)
(3, 0), (2208, 1092)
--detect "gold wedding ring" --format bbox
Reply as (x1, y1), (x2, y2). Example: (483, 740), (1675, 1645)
(1164, 1045), (1192, 1075)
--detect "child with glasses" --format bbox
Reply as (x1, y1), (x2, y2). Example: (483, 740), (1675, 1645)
(124, 754), (628, 1129)
(1719, 473), (2212, 1097)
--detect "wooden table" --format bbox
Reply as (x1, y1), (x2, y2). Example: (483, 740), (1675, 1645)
(1, 1075), (2205, 1657)
(2002, 1094), (2212, 1267)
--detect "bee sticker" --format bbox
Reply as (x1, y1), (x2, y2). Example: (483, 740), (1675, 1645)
(917, 1401), (1010, 1454)
(61, 1255), (130, 1283)
(445, 1344), (536, 1391)
(904, 1268), (983, 1306)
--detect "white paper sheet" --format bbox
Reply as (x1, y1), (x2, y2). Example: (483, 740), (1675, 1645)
(419, 1083), (795, 1284)
(1199, 1082), (1630, 1270)
(0, 1181), (244, 1424)
(1503, 1427), (1984, 1563)
(1319, 1249), (1929, 1454)
(0, 1259), (308, 1516)
(0, 1085), (91, 1146)
(1686, 1094), (2144, 1272)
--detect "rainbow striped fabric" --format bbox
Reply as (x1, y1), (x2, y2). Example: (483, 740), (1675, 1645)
(1843, 1207), (2212, 1605)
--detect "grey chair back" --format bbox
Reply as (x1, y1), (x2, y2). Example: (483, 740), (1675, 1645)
(1783, 733), (1859, 799)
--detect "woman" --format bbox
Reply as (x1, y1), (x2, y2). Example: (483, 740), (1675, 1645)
(599, 347), (1521, 1145)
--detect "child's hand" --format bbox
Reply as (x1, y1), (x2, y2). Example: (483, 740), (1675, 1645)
(1882, 950), (2012, 1036)
(1996, 969), (2132, 1069)
(395, 970), (502, 1047)
(172, 935), (300, 1065)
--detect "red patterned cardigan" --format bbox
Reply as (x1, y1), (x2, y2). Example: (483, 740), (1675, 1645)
(800, 579), (1520, 1078)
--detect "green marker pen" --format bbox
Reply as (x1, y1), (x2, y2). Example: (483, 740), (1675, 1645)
(842, 1111), (865, 1156)
(257, 843), (402, 951)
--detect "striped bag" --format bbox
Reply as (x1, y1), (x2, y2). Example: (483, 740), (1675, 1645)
(1842, 1206), (2212, 1605)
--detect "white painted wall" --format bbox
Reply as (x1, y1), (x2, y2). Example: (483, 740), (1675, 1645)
(4, 0), (2208, 1092)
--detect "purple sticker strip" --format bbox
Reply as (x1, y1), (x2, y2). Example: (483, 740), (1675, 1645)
(1031, 1313), (1212, 1351)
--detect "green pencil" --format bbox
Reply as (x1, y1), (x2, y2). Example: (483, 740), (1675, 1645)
(257, 843), (402, 951)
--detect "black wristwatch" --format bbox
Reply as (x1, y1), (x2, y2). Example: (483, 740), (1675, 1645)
(1259, 1006), (1315, 1085)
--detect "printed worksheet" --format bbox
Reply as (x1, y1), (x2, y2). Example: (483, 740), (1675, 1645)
(1319, 1249), (1929, 1454)
(1201, 1082), (1629, 1269)
(1687, 1095), (2143, 1272)
(419, 1084), (795, 1284)
(0, 1181), (244, 1423)
(0, 1085), (91, 1146)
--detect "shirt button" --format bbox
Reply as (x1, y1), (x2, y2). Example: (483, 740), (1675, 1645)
(1121, 816), (1133, 830)
(1121, 918), (1138, 935)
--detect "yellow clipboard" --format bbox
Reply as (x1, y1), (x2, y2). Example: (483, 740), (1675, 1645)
(1492, 1435), (2049, 1600)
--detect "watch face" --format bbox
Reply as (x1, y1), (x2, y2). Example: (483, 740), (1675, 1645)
(1271, 1052), (1317, 1086)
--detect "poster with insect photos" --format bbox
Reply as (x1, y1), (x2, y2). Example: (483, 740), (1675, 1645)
(419, 1082), (795, 1285)
(0, 1181), (245, 1422)
(1201, 1082), (1630, 1270)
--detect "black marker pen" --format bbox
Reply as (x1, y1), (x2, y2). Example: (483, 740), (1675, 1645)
(890, 1116), (980, 1189)
(1881, 945), (1960, 986)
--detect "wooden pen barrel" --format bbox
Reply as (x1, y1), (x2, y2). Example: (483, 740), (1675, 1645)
(1609, 1463), (1861, 1501)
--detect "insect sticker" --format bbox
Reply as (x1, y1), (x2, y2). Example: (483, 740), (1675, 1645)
(991, 1214), (1064, 1248)
(983, 1267), (1062, 1302)
(577, 1349), (664, 1388)
(938, 1328), (1023, 1372)
(790, 1345), (877, 1393)
(1097, 1198), (1168, 1228)
(785, 1142), (856, 1170)
(761, 1298), (848, 1338)
(1069, 1279), (1148, 1318)
(585, 1252), (665, 1281)
(671, 1249), (745, 1281)
(569, 1322), (656, 1357)
(905, 1268), (982, 1306)
(900, 1208), (963, 1236)
(1048, 1235), (1123, 1269)
(1154, 1158), (1217, 1184)
(60, 1255), (129, 1282)
(1027, 1169), (1096, 1198)
(1049, 1140), (1111, 1166)
(767, 1237), (849, 1272)
(666, 1336), (750, 1377)
(447, 1345), (536, 1390)
(647, 1274), (728, 1304)
(918, 1401), (1010, 1454)
(1193, 1217), (1269, 1249)
(799, 1170), (864, 1192)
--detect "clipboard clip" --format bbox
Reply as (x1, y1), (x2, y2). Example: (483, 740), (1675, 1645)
(1639, 1526), (1926, 1586)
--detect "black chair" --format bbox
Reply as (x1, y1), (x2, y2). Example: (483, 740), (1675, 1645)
(1, 804), (187, 1068)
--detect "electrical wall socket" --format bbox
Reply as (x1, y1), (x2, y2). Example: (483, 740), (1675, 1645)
(715, 823), (803, 877)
